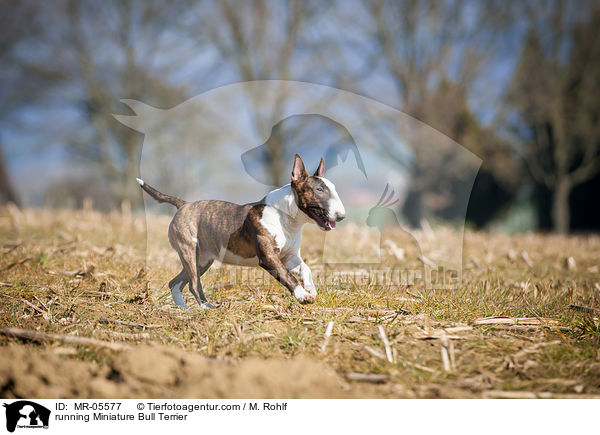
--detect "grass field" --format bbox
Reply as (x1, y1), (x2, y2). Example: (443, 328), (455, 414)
(1, 206), (599, 398)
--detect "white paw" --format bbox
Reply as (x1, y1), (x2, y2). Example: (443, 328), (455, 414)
(293, 286), (315, 304)
(305, 284), (317, 297)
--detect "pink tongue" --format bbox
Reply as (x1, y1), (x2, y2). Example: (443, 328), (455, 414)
(326, 220), (336, 230)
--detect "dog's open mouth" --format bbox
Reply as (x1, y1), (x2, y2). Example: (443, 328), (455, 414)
(307, 206), (336, 231)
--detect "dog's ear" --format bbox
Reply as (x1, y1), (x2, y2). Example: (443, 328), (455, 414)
(313, 157), (325, 177)
(291, 154), (308, 182)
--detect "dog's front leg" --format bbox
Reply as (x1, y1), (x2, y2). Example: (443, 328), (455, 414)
(255, 236), (315, 304)
(285, 256), (316, 297)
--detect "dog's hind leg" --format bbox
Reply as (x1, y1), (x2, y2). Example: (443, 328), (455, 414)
(168, 269), (189, 309)
(195, 257), (215, 308)
(175, 241), (215, 309)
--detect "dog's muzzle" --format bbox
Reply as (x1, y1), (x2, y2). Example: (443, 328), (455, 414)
(308, 206), (338, 231)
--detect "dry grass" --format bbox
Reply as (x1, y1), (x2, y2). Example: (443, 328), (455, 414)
(1, 206), (599, 398)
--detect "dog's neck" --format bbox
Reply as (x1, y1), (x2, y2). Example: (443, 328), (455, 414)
(263, 184), (311, 233)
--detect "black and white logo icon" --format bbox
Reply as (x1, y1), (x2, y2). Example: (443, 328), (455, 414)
(3, 401), (50, 433)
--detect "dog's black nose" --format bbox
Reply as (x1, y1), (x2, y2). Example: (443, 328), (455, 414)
(336, 213), (345, 222)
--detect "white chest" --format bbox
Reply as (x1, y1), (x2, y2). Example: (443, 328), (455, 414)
(259, 205), (303, 257)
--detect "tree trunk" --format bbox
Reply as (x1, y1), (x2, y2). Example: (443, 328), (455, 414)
(402, 188), (424, 228)
(552, 179), (571, 234)
(0, 146), (20, 206)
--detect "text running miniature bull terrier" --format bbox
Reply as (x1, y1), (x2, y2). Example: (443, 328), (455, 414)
(137, 154), (345, 308)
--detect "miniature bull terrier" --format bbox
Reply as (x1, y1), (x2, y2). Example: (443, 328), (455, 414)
(137, 154), (345, 308)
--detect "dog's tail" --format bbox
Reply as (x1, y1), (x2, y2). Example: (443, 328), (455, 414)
(136, 178), (187, 209)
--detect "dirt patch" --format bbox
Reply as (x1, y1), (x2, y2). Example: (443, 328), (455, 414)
(0, 344), (371, 398)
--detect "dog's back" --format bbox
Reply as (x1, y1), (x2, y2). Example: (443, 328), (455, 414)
(169, 199), (266, 265)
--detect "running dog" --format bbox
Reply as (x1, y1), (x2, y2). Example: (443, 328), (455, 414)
(137, 154), (345, 308)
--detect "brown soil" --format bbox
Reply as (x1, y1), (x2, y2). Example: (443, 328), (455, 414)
(0, 344), (375, 398)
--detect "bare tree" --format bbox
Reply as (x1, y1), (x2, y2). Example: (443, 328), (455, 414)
(507, 1), (600, 233)
(65, 0), (198, 203)
(9, 0), (197, 206)
(7, 0), (335, 208)
(355, 0), (515, 225)
(0, 0), (53, 206)
(188, 0), (322, 186)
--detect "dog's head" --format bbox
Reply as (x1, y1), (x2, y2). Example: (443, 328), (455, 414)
(290, 154), (345, 231)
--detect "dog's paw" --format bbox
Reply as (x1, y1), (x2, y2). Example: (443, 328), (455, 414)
(305, 284), (317, 297)
(200, 301), (216, 309)
(171, 289), (190, 309)
(293, 286), (315, 304)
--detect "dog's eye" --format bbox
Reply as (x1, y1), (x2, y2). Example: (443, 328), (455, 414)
(316, 187), (324, 193)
